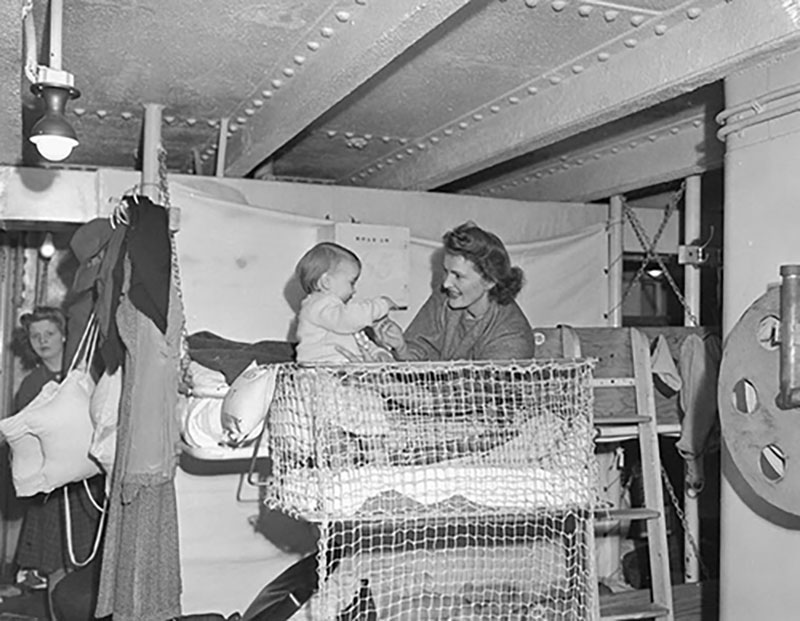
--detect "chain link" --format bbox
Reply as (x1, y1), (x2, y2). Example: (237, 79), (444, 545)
(660, 464), (710, 580)
(606, 183), (700, 326)
(606, 186), (680, 319)
(624, 189), (699, 326)
(157, 147), (172, 210)
(157, 147), (191, 376)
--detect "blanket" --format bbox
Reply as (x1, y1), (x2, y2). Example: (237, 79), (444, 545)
(187, 331), (295, 384)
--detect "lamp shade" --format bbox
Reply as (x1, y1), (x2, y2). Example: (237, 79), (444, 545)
(30, 83), (80, 162)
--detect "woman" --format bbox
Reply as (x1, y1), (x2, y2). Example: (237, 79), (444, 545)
(375, 221), (535, 361)
(10, 307), (103, 592)
(13, 306), (67, 412)
(11, 306), (68, 590)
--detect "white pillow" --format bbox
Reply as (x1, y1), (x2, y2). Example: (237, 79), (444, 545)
(183, 395), (224, 448)
(220, 361), (278, 446)
(187, 361), (229, 399)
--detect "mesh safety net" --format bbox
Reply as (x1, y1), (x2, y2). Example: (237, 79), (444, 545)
(263, 358), (598, 620)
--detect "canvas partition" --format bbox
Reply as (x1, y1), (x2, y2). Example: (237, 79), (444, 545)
(0, 166), (609, 336)
(511, 223), (609, 328)
(172, 181), (609, 342)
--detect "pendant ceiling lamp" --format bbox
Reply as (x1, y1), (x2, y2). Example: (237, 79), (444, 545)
(24, 0), (80, 162)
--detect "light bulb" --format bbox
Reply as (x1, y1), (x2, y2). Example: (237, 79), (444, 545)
(39, 233), (55, 260)
(30, 134), (77, 162)
(29, 81), (80, 162)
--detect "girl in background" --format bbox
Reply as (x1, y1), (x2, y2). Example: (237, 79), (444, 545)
(12, 306), (68, 590)
(10, 307), (102, 592)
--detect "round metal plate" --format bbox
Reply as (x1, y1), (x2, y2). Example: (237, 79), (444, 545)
(719, 284), (800, 517)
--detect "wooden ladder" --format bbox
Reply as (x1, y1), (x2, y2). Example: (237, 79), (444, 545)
(556, 326), (674, 621)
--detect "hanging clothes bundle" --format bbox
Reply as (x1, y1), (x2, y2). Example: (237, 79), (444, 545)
(65, 189), (186, 621)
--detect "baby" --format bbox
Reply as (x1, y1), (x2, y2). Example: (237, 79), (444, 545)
(295, 241), (398, 364)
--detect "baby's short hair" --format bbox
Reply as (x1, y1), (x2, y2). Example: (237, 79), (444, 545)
(296, 242), (361, 294)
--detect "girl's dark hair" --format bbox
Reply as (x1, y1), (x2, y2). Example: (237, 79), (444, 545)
(13, 306), (67, 369)
(443, 222), (525, 305)
(295, 242), (361, 295)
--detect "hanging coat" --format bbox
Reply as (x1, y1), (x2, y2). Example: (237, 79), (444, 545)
(95, 200), (184, 621)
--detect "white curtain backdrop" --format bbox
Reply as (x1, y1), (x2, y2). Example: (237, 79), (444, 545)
(511, 223), (609, 328)
(173, 180), (609, 341)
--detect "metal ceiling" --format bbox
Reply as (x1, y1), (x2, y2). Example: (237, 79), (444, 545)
(4, 0), (800, 202)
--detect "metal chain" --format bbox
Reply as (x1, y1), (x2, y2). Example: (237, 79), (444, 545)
(623, 188), (699, 326)
(606, 185), (682, 319)
(157, 147), (172, 209)
(630, 210), (700, 326)
(607, 183), (700, 326)
(660, 464), (711, 580)
(0, 238), (5, 290)
(627, 185), (681, 255)
(157, 147), (191, 375)
(624, 190), (680, 274)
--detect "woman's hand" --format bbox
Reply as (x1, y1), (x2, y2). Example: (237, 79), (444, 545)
(372, 317), (407, 358)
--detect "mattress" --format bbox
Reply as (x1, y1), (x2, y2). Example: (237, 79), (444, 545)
(275, 463), (593, 519)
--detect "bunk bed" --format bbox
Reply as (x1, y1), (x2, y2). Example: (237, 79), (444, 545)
(179, 325), (720, 619)
(183, 341), (599, 620)
(181, 326), (720, 464)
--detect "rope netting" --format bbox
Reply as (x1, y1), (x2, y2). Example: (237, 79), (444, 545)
(263, 359), (599, 620)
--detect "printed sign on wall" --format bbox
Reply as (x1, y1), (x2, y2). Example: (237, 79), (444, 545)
(325, 222), (410, 308)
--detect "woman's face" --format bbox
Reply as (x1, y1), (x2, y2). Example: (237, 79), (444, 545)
(441, 253), (494, 316)
(28, 319), (65, 364)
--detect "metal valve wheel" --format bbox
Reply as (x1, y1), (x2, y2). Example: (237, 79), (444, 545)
(719, 284), (800, 518)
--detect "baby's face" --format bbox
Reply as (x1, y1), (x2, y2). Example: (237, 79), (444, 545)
(323, 259), (360, 303)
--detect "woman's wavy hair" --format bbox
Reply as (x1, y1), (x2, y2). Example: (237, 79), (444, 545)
(12, 306), (67, 369)
(442, 222), (525, 305)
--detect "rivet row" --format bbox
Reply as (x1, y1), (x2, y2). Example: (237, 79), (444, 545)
(193, 1), (372, 162)
(345, 0), (694, 185)
(475, 118), (702, 196)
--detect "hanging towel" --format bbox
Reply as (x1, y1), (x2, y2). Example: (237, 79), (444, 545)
(650, 334), (682, 393)
(676, 333), (722, 459)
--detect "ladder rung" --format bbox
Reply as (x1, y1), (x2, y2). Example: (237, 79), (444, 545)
(600, 603), (671, 620)
(596, 508), (661, 521)
(595, 329), (672, 621)
(595, 425), (650, 441)
(591, 377), (637, 387)
(594, 416), (652, 425)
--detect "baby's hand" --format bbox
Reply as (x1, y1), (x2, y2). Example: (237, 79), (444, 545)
(373, 317), (406, 354)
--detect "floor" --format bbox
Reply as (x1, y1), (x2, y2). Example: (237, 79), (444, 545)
(0, 468), (720, 621)
(0, 584), (47, 621)
(0, 580), (718, 621)
(600, 581), (719, 620)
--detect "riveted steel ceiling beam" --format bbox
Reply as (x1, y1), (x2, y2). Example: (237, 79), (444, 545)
(224, 0), (473, 177)
(355, 0), (800, 191)
(496, 116), (721, 203)
(470, 93), (724, 203)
